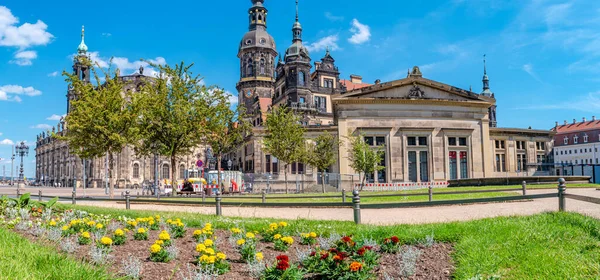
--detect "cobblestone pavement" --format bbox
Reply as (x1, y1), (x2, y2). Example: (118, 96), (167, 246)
(1, 186), (599, 225)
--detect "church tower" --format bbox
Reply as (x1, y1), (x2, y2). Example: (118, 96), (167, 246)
(480, 55), (497, 127)
(236, 0), (278, 126)
(67, 25), (91, 114)
(281, 0), (312, 106)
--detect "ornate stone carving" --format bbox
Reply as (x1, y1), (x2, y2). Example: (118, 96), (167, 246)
(408, 82), (425, 99)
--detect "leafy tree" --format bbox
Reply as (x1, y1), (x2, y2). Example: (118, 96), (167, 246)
(263, 106), (306, 194)
(307, 131), (340, 193)
(136, 62), (225, 194)
(205, 98), (251, 192)
(59, 58), (138, 198)
(346, 132), (384, 191)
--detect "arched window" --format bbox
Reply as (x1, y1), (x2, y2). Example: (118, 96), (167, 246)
(260, 59), (266, 75)
(241, 62), (246, 77)
(247, 59), (254, 77)
(258, 14), (263, 22)
(161, 164), (170, 179)
(133, 163), (140, 179)
(179, 164), (185, 179)
(298, 71), (305, 86)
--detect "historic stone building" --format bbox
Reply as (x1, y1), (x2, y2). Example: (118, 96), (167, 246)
(35, 27), (206, 188)
(235, 0), (555, 185)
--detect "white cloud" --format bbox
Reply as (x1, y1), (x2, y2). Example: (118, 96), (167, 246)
(12, 95), (21, 102)
(0, 132), (2, 136)
(348, 19), (371, 45)
(226, 91), (238, 106)
(0, 85), (41, 96)
(101, 32), (112, 37)
(30, 124), (52, 130)
(80, 52), (165, 77)
(47, 71), (58, 77)
(513, 91), (600, 113)
(306, 35), (339, 52)
(544, 3), (572, 26)
(0, 6), (53, 65)
(522, 63), (543, 83)
(46, 114), (64, 121)
(0, 139), (14, 145)
(10, 50), (36, 66)
(325, 12), (344, 22)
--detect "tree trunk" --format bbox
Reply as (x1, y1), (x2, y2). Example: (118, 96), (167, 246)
(108, 153), (114, 199)
(217, 154), (222, 193)
(170, 155), (177, 196)
(284, 163), (288, 194)
(360, 172), (366, 191)
(321, 170), (325, 193)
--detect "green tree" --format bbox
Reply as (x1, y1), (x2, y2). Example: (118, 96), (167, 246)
(346, 132), (384, 190)
(205, 98), (251, 192)
(307, 131), (340, 193)
(59, 58), (139, 198)
(136, 62), (225, 194)
(263, 106), (306, 194)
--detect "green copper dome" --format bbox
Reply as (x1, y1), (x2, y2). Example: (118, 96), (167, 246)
(77, 26), (88, 54)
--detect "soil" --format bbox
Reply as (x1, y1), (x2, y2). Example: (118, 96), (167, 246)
(12, 225), (454, 279)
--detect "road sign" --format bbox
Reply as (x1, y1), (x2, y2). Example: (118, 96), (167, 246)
(196, 160), (203, 168)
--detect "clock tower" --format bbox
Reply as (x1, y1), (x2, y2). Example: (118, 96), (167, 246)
(236, 0), (278, 126)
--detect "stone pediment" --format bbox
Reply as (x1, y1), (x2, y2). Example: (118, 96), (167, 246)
(339, 77), (486, 102)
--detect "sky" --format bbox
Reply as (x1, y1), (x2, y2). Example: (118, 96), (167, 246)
(0, 0), (599, 178)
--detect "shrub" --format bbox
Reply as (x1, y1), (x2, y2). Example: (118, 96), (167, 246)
(113, 229), (126, 246)
(274, 236), (294, 252)
(166, 218), (186, 238)
(262, 255), (304, 280)
(78, 231), (92, 245)
(158, 230), (172, 247)
(149, 243), (170, 263)
(300, 232), (317, 245)
(236, 235), (258, 263)
(261, 222), (289, 242)
(399, 246), (421, 277)
(121, 255), (142, 280)
(133, 228), (148, 241)
(380, 236), (401, 254)
(97, 236), (113, 251)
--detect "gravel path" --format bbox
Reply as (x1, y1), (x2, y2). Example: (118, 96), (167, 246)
(2, 186), (599, 225)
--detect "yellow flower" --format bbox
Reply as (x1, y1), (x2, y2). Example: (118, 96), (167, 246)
(282, 236), (294, 245)
(193, 230), (203, 236)
(216, 252), (226, 260)
(135, 218), (142, 223)
(62, 225), (69, 231)
(273, 234), (282, 240)
(278, 221), (288, 227)
(137, 228), (146, 234)
(159, 231), (170, 241)
(207, 256), (216, 264)
(255, 252), (264, 261)
(124, 228), (130, 233)
(199, 255), (209, 263)
(176, 222), (184, 227)
(196, 244), (206, 253)
(309, 232), (317, 238)
(203, 239), (214, 247)
(155, 215), (160, 220)
(114, 229), (125, 236)
(148, 221), (155, 226)
(86, 221), (96, 227)
(246, 232), (255, 239)
(96, 223), (104, 230)
(150, 244), (161, 254)
(100, 237), (113, 246)
(230, 228), (241, 234)
(155, 240), (164, 246)
(204, 248), (215, 255)
(81, 232), (91, 239)
(269, 223), (278, 230)
(128, 221), (138, 227)
(236, 239), (246, 246)
(48, 220), (57, 227)
(166, 219), (173, 224)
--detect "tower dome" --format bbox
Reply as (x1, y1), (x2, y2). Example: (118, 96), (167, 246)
(77, 26), (88, 54)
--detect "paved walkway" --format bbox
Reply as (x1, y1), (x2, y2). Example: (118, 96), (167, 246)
(2, 186), (599, 225)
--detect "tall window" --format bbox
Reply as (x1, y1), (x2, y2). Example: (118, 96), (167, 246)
(584, 134), (589, 143)
(574, 136), (579, 144)
(133, 163), (140, 179)
(419, 151), (428, 182)
(495, 140), (505, 149)
(179, 164), (185, 179)
(291, 162), (304, 174)
(517, 154), (527, 172)
(272, 156), (279, 174)
(259, 59), (265, 75)
(408, 151), (417, 182)
(161, 164), (170, 179)
(246, 59), (254, 77)
(265, 155), (271, 173)
(459, 151), (468, 179)
(407, 136), (428, 182)
(564, 137), (568, 145)
(324, 78), (334, 88)
(314, 96), (326, 111)
(298, 71), (305, 86)
(495, 154), (506, 172)
(363, 136), (387, 182)
(449, 151), (458, 180)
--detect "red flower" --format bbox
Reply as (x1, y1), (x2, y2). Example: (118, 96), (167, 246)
(391, 236), (400, 244)
(320, 252), (329, 260)
(276, 255), (289, 262)
(310, 251), (316, 257)
(333, 255), (343, 262)
(341, 236), (353, 243)
(276, 260), (290, 271)
(357, 248), (366, 256)
(329, 248), (339, 254)
(384, 238), (391, 244)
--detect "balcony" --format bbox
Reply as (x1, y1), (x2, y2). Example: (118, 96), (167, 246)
(289, 102), (318, 112)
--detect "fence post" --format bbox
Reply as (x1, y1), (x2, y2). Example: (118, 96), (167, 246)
(522, 181), (527, 196)
(428, 185), (433, 202)
(202, 190), (206, 203)
(558, 178), (566, 212)
(352, 190), (361, 224)
(38, 190), (42, 202)
(72, 191), (76, 205)
(125, 190), (131, 210)
(261, 190), (266, 204)
(342, 189), (346, 203)
(215, 190), (222, 216)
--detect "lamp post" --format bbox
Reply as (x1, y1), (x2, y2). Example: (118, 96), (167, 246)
(10, 145), (15, 186)
(15, 141), (29, 182)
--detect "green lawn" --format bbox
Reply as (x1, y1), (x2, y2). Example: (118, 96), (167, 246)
(0, 227), (114, 280)
(55, 203), (600, 279)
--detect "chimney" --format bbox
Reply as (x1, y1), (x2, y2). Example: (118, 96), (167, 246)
(350, 74), (362, 84)
(314, 61), (321, 70)
(573, 119), (577, 124)
(564, 120), (567, 125)
(555, 121), (559, 127)
(374, 79), (381, 85)
(583, 117), (587, 122)
(593, 116), (597, 121)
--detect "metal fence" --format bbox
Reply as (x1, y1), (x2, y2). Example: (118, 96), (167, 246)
(556, 164), (600, 183)
(241, 172), (358, 193)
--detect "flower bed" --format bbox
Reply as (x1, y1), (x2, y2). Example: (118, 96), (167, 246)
(0, 194), (453, 279)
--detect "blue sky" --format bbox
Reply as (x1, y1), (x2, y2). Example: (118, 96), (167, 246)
(1, 0), (599, 178)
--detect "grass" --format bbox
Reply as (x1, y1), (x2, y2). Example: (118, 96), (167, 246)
(55, 203), (600, 279)
(0, 226), (114, 280)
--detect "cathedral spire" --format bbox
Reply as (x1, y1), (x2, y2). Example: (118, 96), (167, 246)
(77, 25), (88, 55)
(249, 0), (268, 31)
(292, 0), (303, 42)
(481, 54), (493, 96)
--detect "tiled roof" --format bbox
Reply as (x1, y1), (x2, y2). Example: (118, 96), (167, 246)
(340, 79), (371, 91)
(553, 120), (600, 134)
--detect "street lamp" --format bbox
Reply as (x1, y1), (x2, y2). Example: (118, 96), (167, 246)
(15, 141), (29, 182)
(10, 146), (15, 186)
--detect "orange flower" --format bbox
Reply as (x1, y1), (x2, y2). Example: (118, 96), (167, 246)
(349, 261), (363, 272)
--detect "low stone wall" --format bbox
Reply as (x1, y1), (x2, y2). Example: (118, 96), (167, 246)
(448, 176), (591, 187)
